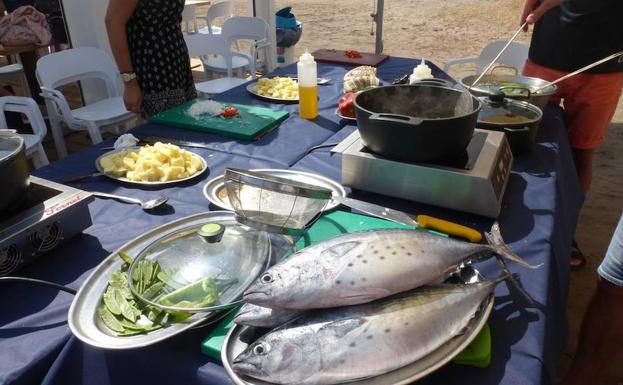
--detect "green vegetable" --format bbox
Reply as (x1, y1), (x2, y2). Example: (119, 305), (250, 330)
(98, 253), (192, 336)
(118, 251), (133, 265)
(157, 277), (238, 309)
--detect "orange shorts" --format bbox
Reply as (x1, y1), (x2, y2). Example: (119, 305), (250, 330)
(523, 59), (623, 150)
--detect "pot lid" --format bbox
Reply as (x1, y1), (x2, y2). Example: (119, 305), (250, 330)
(127, 217), (271, 313)
(0, 130), (24, 162)
(478, 94), (542, 125)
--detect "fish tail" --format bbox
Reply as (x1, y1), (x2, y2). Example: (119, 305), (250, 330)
(494, 257), (537, 307)
(485, 222), (542, 269)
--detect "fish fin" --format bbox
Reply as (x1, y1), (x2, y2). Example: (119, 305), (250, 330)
(485, 222), (543, 269)
(494, 257), (537, 307)
(321, 241), (361, 259)
(319, 318), (365, 338)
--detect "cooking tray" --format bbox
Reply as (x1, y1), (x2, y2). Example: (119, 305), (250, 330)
(221, 266), (493, 385)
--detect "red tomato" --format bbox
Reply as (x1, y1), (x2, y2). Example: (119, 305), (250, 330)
(220, 107), (239, 118)
(338, 92), (357, 118)
(345, 50), (363, 59)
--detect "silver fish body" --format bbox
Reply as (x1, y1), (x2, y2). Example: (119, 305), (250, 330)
(244, 224), (534, 309)
(233, 280), (498, 385)
(234, 303), (304, 328)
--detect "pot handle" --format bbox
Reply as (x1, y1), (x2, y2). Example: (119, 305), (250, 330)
(490, 64), (519, 76)
(368, 113), (423, 126)
(498, 86), (531, 98)
(503, 126), (531, 133)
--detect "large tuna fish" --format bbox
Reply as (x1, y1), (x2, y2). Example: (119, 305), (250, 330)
(233, 278), (502, 385)
(234, 303), (304, 328)
(243, 223), (538, 309)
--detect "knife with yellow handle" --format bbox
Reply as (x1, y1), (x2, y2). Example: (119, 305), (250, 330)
(332, 196), (483, 243)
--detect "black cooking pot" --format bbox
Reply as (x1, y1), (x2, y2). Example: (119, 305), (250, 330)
(354, 85), (482, 162)
(477, 94), (543, 155)
(0, 130), (29, 215)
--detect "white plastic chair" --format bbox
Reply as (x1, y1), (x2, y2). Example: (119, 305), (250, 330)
(36, 47), (136, 158)
(185, 34), (247, 98)
(443, 40), (530, 75)
(182, 5), (199, 34)
(201, 16), (270, 80)
(0, 96), (49, 168)
(197, 1), (235, 37)
(0, 64), (31, 97)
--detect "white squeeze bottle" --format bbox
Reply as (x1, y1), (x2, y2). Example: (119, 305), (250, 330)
(297, 50), (318, 119)
(409, 58), (434, 84)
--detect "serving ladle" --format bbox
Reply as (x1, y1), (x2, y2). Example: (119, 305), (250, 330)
(532, 51), (623, 93)
(90, 191), (168, 211)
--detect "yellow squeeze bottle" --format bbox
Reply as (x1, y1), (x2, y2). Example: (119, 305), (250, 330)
(297, 50), (318, 119)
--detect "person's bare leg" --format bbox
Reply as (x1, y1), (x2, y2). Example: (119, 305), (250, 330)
(572, 148), (595, 194)
(562, 278), (623, 385)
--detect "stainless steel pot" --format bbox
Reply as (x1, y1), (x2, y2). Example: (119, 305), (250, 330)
(477, 94), (543, 155)
(0, 130), (29, 215)
(461, 74), (557, 111)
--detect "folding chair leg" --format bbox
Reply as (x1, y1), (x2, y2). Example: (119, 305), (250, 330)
(31, 143), (49, 168)
(49, 116), (68, 158)
(87, 123), (103, 144)
(19, 72), (32, 98)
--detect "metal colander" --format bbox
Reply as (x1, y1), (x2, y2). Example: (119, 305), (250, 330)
(224, 168), (333, 234)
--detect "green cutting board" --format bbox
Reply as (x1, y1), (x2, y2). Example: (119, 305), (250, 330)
(150, 99), (289, 140)
(201, 210), (490, 368)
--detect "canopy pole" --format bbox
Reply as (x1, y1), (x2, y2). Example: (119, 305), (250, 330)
(374, 0), (384, 54)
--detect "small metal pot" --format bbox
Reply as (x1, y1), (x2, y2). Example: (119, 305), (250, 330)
(354, 85), (482, 162)
(477, 94), (543, 155)
(0, 130), (29, 215)
(461, 74), (557, 111)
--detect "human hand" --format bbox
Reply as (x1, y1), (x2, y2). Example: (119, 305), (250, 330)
(123, 81), (143, 113)
(521, 0), (564, 31)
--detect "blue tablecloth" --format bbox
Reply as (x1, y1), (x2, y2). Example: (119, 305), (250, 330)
(0, 57), (583, 385)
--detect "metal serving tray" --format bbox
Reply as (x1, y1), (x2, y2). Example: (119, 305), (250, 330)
(68, 211), (265, 349)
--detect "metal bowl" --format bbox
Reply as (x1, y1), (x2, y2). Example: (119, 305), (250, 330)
(461, 74), (557, 111)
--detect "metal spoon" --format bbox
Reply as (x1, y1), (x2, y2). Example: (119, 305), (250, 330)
(532, 51), (623, 93)
(469, 21), (529, 89)
(90, 191), (168, 210)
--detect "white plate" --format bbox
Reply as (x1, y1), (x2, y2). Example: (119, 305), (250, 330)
(203, 169), (346, 211)
(246, 83), (298, 103)
(95, 146), (208, 186)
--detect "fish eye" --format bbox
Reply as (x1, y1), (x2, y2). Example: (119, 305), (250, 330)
(260, 272), (273, 283)
(253, 343), (268, 355)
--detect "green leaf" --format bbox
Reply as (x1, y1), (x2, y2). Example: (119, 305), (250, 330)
(103, 290), (122, 316)
(115, 289), (141, 322)
(141, 261), (154, 291)
(98, 305), (126, 333)
(118, 251), (133, 266)
(142, 281), (165, 300)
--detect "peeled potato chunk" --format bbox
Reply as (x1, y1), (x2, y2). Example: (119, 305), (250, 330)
(99, 142), (204, 182)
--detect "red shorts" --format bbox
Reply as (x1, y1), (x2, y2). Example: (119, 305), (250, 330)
(523, 59), (623, 150)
